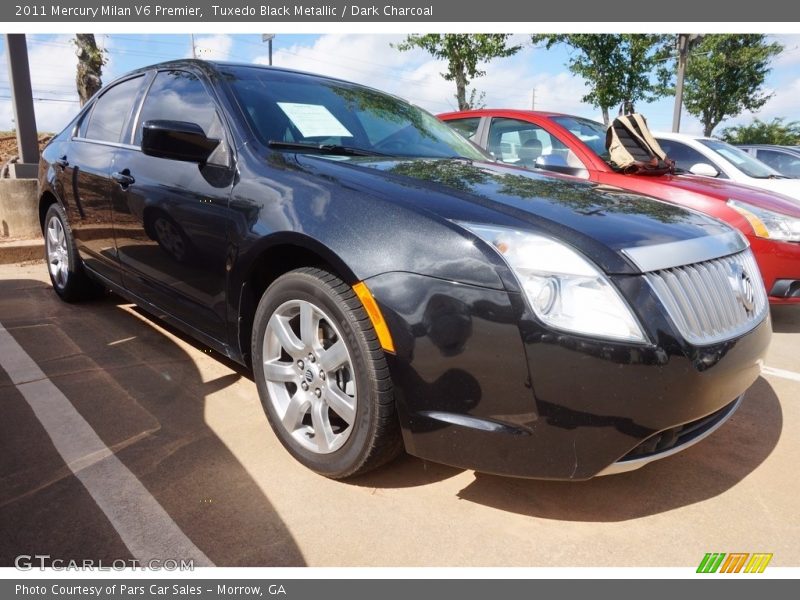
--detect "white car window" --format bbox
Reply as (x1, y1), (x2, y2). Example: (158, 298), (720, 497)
(756, 149), (800, 178)
(657, 139), (717, 175)
(699, 139), (780, 179)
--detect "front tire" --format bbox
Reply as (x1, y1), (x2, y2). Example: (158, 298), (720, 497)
(43, 203), (103, 302)
(251, 268), (401, 478)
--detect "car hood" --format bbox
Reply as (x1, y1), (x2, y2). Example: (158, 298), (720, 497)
(740, 177), (800, 202)
(295, 155), (737, 274)
(661, 173), (800, 216)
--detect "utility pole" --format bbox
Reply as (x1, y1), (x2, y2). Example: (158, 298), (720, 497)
(672, 34), (703, 133)
(262, 34), (275, 65)
(4, 34), (39, 178)
(190, 33), (197, 59)
(531, 88), (535, 110)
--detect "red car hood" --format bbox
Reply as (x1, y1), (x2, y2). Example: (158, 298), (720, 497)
(656, 173), (800, 217)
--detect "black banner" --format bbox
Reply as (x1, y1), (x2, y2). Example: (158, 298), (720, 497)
(2, 0), (800, 22)
(3, 579), (796, 600)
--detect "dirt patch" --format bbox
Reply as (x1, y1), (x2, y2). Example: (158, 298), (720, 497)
(0, 132), (54, 166)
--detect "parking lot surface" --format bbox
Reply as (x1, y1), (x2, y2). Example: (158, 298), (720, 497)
(1, 260), (798, 567)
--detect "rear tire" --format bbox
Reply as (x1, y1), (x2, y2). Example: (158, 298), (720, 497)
(251, 267), (402, 478)
(43, 203), (104, 302)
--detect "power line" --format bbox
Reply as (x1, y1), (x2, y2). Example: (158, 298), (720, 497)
(0, 95), (79, 103)
(108, 34), (188, 48)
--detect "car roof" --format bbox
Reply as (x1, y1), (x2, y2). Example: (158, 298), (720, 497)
(110, 59), (406, 103)
(737, 144), (800, 152)
(438, 108), (583, 120)
(652, 131), (716, 142)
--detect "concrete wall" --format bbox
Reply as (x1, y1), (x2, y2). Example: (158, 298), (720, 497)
(0, 178), (40, 239)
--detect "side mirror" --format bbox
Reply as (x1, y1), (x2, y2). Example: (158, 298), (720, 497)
(141, 120), (219, 163)
(534, 154), (588, 178)
(689, 162), (719, 177)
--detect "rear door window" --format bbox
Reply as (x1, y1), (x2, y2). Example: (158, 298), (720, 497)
(83, 76), (145, 143)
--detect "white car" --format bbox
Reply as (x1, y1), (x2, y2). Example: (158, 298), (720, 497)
(655, 131), (800, 203)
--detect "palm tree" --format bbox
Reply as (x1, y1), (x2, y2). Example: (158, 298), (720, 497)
(74, 34), (106, 106)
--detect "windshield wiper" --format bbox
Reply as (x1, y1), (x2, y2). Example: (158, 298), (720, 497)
(267, 140), (386, 157)
(750, 173), (789, 179)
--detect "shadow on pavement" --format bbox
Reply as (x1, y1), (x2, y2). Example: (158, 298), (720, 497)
(0, 279), (305, 566)
(455, 376), (782, 522)
(348, 453), (464, 489)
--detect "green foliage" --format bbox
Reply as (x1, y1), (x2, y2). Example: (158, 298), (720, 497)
(394, 34), (521, 110)
(532, 34), (673, 124)
(389, 159), (490, 192)
(720, 118), (800, 145)
(683, 35), (782, 137)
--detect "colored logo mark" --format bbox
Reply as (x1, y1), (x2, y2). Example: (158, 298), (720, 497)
(697, 553), (773, 573)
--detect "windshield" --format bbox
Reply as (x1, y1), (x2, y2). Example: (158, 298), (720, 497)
(699, 139), (781, 178)
(222, 65), (488, 160)
(550, 115), (609, 160)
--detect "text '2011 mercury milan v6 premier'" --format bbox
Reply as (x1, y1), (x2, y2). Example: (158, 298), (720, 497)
(38, 60), (771, 480)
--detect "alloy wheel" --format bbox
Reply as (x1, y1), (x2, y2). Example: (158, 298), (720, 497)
(262, 299), (357, 454)
(46, 215), (69, 289)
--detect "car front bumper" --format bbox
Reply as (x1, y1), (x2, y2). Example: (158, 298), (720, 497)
(366, 271), (771, 480)
(751, 237), (800, 305)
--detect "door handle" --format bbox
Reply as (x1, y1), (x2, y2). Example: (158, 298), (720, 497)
(112, 170), (135, 187)
(54, 155), (68, 168)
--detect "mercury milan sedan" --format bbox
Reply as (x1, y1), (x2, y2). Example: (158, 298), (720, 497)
(38, 61), (770, 479)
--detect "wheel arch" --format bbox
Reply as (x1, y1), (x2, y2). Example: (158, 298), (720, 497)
(38, 190), (61, 233)
(234, 232), (360, 366)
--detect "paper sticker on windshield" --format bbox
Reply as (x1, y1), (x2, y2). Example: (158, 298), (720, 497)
(719, 149), (746, 165)
(277, 103), (353, 138)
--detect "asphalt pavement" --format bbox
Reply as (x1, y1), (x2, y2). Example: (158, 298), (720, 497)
(1, 260), (798, 567)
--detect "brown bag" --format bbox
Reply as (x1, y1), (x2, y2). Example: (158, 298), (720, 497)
(606, 113), (675, 176)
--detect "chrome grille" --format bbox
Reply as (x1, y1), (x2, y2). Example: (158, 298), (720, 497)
(645, 249), (768, 345)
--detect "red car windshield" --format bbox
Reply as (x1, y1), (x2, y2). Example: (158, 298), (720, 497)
(550, 115), (610, 161)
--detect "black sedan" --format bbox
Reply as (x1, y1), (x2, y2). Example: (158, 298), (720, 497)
(38, 60), (771, 480)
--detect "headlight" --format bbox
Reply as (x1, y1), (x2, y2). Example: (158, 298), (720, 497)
(461, 223), (647, 343)
(728, 199), (800, 242)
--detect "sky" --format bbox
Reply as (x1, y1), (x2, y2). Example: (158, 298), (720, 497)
(1, 33), (799, 136)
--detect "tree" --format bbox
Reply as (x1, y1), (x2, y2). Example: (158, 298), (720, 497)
(683, 35), (782, 137)
(394, 34), (521, 111)
(73, 34), (106, 106)
(467, 88), (487, 110)
(533, 34), (672, 125)
(721, 118), (800, 145)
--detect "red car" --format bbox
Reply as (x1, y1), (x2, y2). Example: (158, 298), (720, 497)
(440, 109), (800, 305)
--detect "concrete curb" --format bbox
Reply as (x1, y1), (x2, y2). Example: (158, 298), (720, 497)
(0, 238), (44, 265)
(0, 178), (39, 238)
